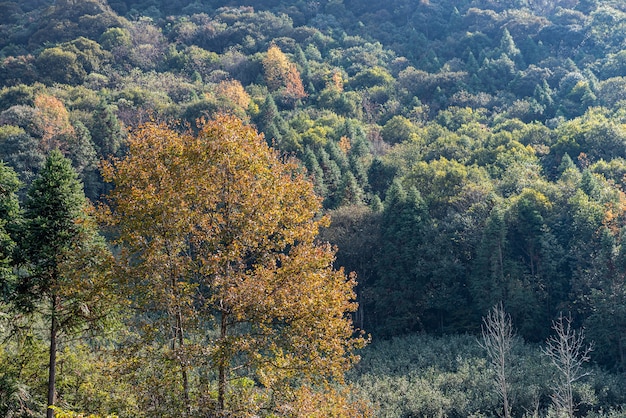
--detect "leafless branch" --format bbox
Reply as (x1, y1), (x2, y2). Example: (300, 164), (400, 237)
(543, 312), (593, 418)
(480, 303), (514, 418)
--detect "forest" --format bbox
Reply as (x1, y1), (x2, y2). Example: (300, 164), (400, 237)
(3, 0), (626, 416)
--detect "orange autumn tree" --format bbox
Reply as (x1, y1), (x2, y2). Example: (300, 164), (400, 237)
(215, 79), (251, 109)
(34, 94), (75, 152)
(102, 114), (368, 417)
(263, 44), (307, 107)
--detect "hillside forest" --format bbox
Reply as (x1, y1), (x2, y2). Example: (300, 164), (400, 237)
(3, 0), (626, 416)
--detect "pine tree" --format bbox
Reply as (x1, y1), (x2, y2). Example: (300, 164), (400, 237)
(339, 171), (365, 206)
(89, 98), (124, 158)
(20, 150), (114, 418)
(499, 28), (520, 59)
(0, 161), (21, 287)
(370, 181), (433, 336)
(471, 205), (508, 315)
(256, 94), (279, 135)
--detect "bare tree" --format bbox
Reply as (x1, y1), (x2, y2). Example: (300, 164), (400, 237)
(481, 303), (514, 418)
(543, 313), (593, 418)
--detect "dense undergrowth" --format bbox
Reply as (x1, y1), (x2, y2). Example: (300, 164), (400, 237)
(350, 333), (626, 417)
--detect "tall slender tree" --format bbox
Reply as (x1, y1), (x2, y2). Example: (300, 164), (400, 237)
(544, 313), (593, 418)
(20, 150), (114, 418)
(481, 303), (515, 418)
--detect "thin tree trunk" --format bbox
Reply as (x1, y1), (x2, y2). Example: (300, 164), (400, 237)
(166, 242), (191, 416)
(47, 295), (59, 418)
(176, 307), (191, 416)
(619, 334), (626, 367)
(217, 311), (228, 414)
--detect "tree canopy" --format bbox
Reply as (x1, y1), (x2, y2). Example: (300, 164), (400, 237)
(4, 0), (626, 415)
(101, 114), (368, 417)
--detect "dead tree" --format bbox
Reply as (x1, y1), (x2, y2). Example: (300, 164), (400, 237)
(543, 313), (593, 418)
(481, 303), (514, 418)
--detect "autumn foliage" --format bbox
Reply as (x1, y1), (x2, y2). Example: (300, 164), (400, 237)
(263, 44), (307, 106)
(101, 114), (368, 417)
(214, 79), (251, 109)
(33, 94), (74, 151)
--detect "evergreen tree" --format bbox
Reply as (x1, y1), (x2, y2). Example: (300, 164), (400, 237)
(0, 161), (21, 289)
(499, 28), (520, 59)
(0, 128), (45, 191)
(534, 79), (555, 118)
(88, 99), (124, 158)
(256, 94), (280, 143)
(317, 147), (343, 209)
(326, 139), (349, 171)
(369, 181), (433, 336)
(471, 205), (509, 316)
(558, 153), (576, 174)
(338, 171), (365, 206)
(466, 51), (479, 74)
(303, 146), (328, 198)
(349, 152), (369, 190)
(580, 169), (601, 200)
(20, 150), (114, 418)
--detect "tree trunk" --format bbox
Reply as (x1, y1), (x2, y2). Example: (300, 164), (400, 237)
(176, 307), (191, 416)
(47, 295), (59, 418)
(217, 311), (228, 414)
(166, 242), (191, 416)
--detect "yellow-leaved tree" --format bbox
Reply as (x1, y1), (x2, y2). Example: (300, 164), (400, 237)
(101, 114), (369, 417)
(263, 44), (307, 107)
(33, 94), (75, 152)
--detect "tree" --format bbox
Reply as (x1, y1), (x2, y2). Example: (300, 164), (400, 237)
(543, 313), (593, 418)
(35, 47), (86, 85)
(499, 28), (521, 61)
(33, 94), (74, 153)
(0, 161), (20, 288)
(102, 115), (367, 416)
(369, 180), (434, 336)
(263, 44), (307, 107)
(472, 206), (509, 314)
(505, 188), (558, 338)
(19, 150), (114, 418)
(381, 115), (414, 144)
(215, 79), (250, 110)
(0, 125), (45, 190)
(318, 205), (381, 333)
(481, 303), (514, 418)
(87, 98), (125, 158)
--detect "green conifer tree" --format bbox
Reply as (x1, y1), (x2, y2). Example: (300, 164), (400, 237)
(20, 150), (114, 418)
(0, 161), (21, 287)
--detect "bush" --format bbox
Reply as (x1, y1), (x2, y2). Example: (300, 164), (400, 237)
(349, 334), (626, 418)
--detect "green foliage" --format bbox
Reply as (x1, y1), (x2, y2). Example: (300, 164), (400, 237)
(100, 27), (131, 50)
(17, 150), (116, 416)
(36, 48), (86, 85)
(349, 66), (394, 89)
(0, 161), (20, 286)
(381, 115), (414, 144)
(22, 150), (86, 284)
(350, 333), (626, 418)
(0, 125), (45, 189)
(5, 0), (626, 415)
